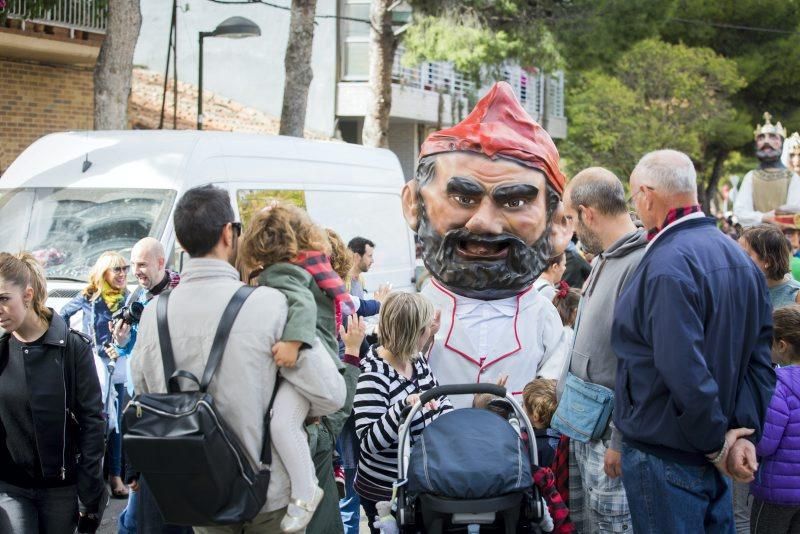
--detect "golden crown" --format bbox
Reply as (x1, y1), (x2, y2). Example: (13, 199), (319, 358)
(754, 112), (787, 140)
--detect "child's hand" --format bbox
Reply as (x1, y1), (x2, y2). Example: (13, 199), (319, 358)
(405, 393), (438, 411)
(272, 341), (302, 368)
(339, 315), (367, 354)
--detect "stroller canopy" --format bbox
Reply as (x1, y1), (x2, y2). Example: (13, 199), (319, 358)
(406, 408), (532, 499)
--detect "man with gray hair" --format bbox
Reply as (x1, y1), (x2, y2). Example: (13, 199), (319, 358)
(559, 167), (647, 533)
(612, 150), (775, 531)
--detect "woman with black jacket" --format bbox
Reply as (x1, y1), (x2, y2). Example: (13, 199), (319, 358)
(0, 252), (106, 533)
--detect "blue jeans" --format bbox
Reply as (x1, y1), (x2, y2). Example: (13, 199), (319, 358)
(339, 467), (361, 534)
(0, 481), (77, 534)
(621, 444), (734, 533)
(109, 382), (126, 477)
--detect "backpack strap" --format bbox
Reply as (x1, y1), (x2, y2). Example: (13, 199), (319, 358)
(156, 292), (179, 393)
(261, 374), (281, 465)
(199, 286), (257, 392)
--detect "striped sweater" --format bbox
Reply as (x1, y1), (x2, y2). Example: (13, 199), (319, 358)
(353, 346), (452, 501)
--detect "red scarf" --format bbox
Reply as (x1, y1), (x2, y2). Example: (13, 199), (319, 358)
(291, 251), (354, 329)
(646, 205), (702, 241)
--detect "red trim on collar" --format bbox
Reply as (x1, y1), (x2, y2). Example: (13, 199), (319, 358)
(430, 279), (531, 368)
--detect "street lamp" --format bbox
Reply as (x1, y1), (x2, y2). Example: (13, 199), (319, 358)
(197, 16), (261, 130)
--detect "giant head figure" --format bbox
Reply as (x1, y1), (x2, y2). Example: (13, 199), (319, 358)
(782, 131), (800, 174)
(402, 82), (570, 299)
(754, 112), (788, 165)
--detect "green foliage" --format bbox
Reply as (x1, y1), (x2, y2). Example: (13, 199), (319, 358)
(561, 39), (746, 182)
(403, 0), (564, 82)
(553, 0), (677, 73)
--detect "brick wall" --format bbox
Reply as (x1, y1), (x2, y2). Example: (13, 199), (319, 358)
(0, 57), (94, 173)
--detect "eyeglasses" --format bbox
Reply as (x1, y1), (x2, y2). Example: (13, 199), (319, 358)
(111, 265), (130, 274)
(627, 185), (655, 208)
(227, 222), (242, 236)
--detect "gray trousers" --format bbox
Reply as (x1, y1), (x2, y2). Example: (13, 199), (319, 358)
(0, 481), (78, 534)
(733, 480), (752, 533)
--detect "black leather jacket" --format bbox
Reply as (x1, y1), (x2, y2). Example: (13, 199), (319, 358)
(0, 311), (106, 512)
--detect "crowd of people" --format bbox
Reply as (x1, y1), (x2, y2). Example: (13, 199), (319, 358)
(0, 82), (799, 534)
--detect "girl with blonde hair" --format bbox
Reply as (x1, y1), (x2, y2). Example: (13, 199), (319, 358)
(61, 251), (132, 498)
(0, 252), (106, 533)
(353, 292), (452, 532)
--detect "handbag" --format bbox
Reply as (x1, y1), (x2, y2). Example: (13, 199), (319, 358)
(550, 372), (614, 443)
(123, 286), (279, 526)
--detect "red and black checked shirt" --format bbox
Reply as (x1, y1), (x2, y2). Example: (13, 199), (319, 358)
(292, 251), (355, 329)
(533, 464), (575, 533)
(646, 205), (702, 242)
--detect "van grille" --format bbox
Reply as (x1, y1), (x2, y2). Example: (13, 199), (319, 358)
(48, 289), (80, 299)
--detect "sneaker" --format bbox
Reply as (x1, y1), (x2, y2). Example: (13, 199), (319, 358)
(280, 485), (324, 533)
(334, 465), (346, 499)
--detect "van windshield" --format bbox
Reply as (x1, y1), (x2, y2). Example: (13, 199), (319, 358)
(0, 188), (176, 282)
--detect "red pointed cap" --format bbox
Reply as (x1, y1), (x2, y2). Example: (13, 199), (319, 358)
(419, 81), (565, 194)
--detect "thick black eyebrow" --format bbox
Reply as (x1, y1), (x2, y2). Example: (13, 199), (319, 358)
(446, 176), (485, 197)
(492, 183), (540, 203)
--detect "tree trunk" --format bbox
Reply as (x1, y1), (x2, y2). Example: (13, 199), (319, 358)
(362, 0), (396, 148)
(701, 148), (729, 213)
(279, 0), (318, 137)
(94, 0), (142, 130)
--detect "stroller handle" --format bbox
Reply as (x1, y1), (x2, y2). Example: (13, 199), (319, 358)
(418, 383), (506, 405)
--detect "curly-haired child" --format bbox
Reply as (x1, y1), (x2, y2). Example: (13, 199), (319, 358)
(239, 203), (354, 532)
(523, 378), (559, 468)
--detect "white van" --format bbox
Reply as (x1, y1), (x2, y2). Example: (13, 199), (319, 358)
(0, 131), (416, 310)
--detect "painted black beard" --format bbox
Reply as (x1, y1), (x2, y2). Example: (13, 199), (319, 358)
(417, 208), (551, 300)
(756, 146), (782, 164)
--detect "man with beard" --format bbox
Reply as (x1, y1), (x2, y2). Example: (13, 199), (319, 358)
(401, 81), (571, 409)
(559, 167), (647, 533)
(734, 113), (800, 227)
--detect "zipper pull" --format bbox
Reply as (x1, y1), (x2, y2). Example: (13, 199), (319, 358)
(61, 466), (66, 480)
(136, 403), (142, 418)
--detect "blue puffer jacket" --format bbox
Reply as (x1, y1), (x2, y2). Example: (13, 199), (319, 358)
(752, 366), (800, 505)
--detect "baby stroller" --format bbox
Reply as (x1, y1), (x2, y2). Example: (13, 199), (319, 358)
(394, 383), (545, 534)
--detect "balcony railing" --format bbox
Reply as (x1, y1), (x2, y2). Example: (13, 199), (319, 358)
(4, 0), (107, 34)
(391, 47), (475, 101)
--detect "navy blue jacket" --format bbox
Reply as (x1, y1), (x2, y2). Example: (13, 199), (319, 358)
(612, 216), (775, 465)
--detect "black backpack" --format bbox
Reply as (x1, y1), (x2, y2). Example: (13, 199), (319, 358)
(123, 286), (279, 526)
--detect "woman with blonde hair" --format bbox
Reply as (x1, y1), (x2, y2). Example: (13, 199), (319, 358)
(0, 252), (105, 533)
(353, 292), (452, 532)
(61, 251), (132, 498)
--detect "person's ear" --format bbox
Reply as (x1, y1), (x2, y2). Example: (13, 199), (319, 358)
(579, 205), (593, 225)
(402, 181), (420, 232)
(158, 256), (166, 270)
(23, 286), (34, 309)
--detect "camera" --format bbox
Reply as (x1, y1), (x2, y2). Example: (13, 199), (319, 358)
(111, 302), (144, 326)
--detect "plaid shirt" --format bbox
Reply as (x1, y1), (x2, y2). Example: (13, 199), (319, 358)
(646, 205), (702, 241)
(533, 464), (575, 534)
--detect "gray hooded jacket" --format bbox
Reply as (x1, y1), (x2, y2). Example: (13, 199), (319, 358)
(567, 228), (647, 450)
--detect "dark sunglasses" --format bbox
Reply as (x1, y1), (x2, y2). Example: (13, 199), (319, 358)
(231, 222), (242, 235)
(111, 265), (130, 274)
